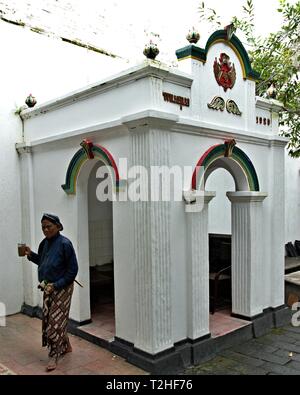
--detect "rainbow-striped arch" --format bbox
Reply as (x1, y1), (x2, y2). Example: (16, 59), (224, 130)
(62, 142), (120, 195)
(191, 143), (259, 191)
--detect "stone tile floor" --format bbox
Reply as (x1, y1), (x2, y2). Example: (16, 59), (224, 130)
(210, 308), (251, 338)
(81, 303), (115, 341)
(0, 314), (147, 375)
(83, 306), (250, 343)
(185, 325), (300, 375)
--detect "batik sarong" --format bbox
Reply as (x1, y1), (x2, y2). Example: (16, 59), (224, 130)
(42, 283), (73, 359)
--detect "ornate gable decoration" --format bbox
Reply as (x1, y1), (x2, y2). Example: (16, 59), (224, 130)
(213, 53), (236, 92)
(176, 29), (260, 82)
(80, 139), (94, 159)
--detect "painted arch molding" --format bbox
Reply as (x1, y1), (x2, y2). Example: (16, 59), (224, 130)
(191, 140), (260, 192)
(176, 29), (260, 81)
(62, 139), (120, 195)
(62, 140), (259, 195)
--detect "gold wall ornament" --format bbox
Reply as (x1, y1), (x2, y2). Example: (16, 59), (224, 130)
(207, 96), (225, 111)
(207, 97), (242, 116)
(226, 99), (242, 116)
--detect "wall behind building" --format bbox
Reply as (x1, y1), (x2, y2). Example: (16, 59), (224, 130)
(206, 169), (235, 236)
(88, 162), (113, 267)
(285, 152), (300, 243)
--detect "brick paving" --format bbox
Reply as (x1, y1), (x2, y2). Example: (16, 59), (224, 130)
(0, 314), (147, 375)
(185, 325), (300, 375)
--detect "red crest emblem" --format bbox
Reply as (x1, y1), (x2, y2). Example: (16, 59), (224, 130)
(213, 53), (236, 92)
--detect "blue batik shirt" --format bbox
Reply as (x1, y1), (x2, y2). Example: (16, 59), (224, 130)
(27, 233), (78, 290)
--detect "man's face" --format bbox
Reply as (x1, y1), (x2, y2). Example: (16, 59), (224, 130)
(41, 219), (60, 239)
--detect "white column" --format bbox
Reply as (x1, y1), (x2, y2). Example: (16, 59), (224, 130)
(17, 145), (39, 307)
(185, 192), (215, 340)
(130, 125), (172, 355)
(227, 192), (267, 318)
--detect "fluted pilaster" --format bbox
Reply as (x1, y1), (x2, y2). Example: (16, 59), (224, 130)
(131, 127), (172, 354)
(227, 192), (267, 318)
(186, 192), (215, 339)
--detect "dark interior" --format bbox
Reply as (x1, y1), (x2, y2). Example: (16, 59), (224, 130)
(90, 263), (114, 312)
(209, 234), (232, 313)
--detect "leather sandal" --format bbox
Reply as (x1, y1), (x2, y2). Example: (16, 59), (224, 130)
(65, 343), (72, 354)
(64, 338), (72, 354)
(46, 356), (57, 371)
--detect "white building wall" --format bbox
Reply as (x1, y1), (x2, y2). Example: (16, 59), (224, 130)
(0, 18), (126, 314)
(0, 97), (23, 315)
(285, 152), (300, 243)
(1, 21), (127, 108)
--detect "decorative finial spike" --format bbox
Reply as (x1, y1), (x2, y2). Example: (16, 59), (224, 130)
(224, 22), (236, 41)
(224, 139), (236, 157)
(80, 139), (94, 159)
(25, 93), (37, 108)
(186, 27), (200, 44)
(266, 83), (277, 99)
(143, 41), (159, 60)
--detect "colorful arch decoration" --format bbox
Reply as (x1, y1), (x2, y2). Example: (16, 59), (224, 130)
(62, 139), (120, 195)
(191, 140), (260, 191)
(176, 29), (260, 81)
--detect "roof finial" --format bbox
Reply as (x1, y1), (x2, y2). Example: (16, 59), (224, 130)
(266, 83), (277, 99)
(25, 93), (37, 108)
(224, 22), (236, 41)
(143, 40), (159, 60)
(186, 27), (200, 44)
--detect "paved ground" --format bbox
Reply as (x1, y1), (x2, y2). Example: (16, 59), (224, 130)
(185, 324), (300, 375)
(0, 314), (147, 375)
(1, 313), (300, 375)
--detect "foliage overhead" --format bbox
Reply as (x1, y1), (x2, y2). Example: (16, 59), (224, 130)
(199, 0), (300, 157)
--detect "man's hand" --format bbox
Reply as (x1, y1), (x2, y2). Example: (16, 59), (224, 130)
(24, 246), (32, 256)
(44, 283), (54, 295)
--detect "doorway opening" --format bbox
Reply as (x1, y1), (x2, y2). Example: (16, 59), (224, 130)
(209, 234), (232, 314)
(84, 161), (115, 341)
(206, 167), (234, 316)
